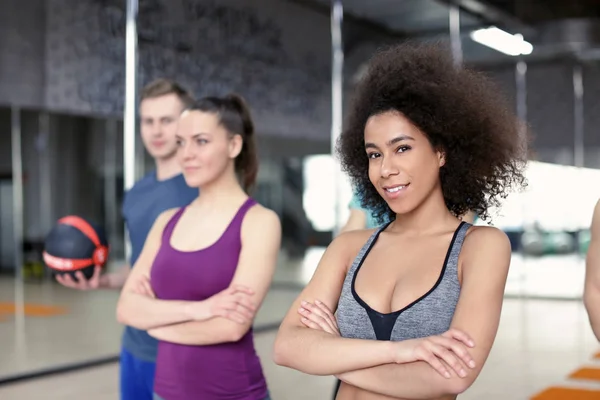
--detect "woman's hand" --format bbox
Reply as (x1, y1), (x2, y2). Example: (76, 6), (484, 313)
(297, 300), (340, 336)
(299, 300), (475, 380)
(130, 274), (155, 298)
(395, 329), (477, 379)
(200, 285), (257, 324)
(129, 274), (256, 325)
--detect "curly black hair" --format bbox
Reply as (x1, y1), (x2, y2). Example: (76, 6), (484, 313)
(338, 41), (527, 223)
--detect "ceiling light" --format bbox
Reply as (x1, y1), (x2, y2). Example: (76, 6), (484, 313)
(470, 26), (533, 56)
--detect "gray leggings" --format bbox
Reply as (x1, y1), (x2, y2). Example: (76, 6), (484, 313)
(154, 392), (272, 400)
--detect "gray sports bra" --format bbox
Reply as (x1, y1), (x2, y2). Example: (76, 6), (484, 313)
(336, 221), (471, 341)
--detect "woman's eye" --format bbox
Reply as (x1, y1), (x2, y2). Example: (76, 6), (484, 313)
(397, 145), (411, 153)
(367, 152), (380, 159)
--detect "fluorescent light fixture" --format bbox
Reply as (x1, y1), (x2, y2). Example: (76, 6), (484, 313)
(470, 26), (533, 56)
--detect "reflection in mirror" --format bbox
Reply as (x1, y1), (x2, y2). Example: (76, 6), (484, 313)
(0, 110), (125, 379)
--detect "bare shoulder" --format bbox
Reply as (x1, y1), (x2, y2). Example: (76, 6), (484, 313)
(242, 203), (282, 247)
(328, 227), (379, 267)
(149, 207), (180, 235)
(464, 225), (510, 246)
(243, 203), (281, 233)
(336, 227), (377, 248)
(462, 225), (512, 272)
(157, 207), (180, 223)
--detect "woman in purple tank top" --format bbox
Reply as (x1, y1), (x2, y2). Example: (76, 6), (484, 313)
(116, 94), (281, 400)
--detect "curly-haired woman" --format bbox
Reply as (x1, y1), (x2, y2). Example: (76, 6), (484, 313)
(273, 41), (526, 400)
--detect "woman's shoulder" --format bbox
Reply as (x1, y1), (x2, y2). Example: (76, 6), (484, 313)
(331, 227), (379, 257)
(243, 202), (281, 232)
(462, 225), (512, 270)
(463, 225), (510, 247)
(155, 207), (183, 227)
(338, 226), (379, 242)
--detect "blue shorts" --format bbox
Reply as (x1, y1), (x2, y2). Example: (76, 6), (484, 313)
(120, 347), (156, 400)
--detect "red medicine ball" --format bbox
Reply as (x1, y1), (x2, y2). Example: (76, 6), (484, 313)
(43, 216), (109, 281)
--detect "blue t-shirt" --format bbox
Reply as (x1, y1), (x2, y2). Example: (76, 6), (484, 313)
(121, 171), (197, 362)
(349, 192), (383, 229)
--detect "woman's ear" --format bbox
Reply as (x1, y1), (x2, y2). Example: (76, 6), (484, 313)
(229, 134), (243, 159)
(438, 151), (446, 167)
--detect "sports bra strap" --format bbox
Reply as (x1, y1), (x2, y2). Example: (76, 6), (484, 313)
(161, 207), (186, 244)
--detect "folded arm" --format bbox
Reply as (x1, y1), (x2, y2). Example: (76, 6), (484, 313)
(585, 200), (600, 341)
(116, 209), (208, 330)
(274, 231), (403, 375)
(336, 226), (512, 397)
(147, 206), (282, 345)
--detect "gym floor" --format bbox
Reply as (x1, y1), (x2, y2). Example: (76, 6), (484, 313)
(0, 249), (598, 399)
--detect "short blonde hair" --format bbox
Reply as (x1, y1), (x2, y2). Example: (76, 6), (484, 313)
(140, 78), (195, 108)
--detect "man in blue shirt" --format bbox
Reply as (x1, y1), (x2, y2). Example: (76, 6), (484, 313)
(340, 192), (381, 232)
(56, 78), (198, 400)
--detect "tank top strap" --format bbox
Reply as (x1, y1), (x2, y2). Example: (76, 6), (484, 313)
(348, 220), (393, 276)
(161, 207), (187, 244)
(444, 221), (471, 275)
(226, 197), (258, 238)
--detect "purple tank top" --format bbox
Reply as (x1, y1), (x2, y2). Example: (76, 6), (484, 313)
(150, 198), (268, 400)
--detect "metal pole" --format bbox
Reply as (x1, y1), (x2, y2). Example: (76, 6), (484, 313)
(124, 0), (138, 262)
(573, 63), (586, 274)
(37, 112), (53, 280)
(11, 106), (26, 352)
(573, 63), (584, 168)
(38, 112), (52, 237)
(105, 119), (118, 270)
(516, 61), (528, 150)
(124, 0), (138, 191)
(449, 4), (463, 67)
(11, 107), (24, 283)
(331, 0), (344, 236)
(515, 60), (528, 298)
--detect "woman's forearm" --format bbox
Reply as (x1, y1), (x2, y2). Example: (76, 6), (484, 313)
(273, 326), (395, 375)
(338, 361), (470, 398)
(116, 293), (207, 330)
(148, 317), (248, 345)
